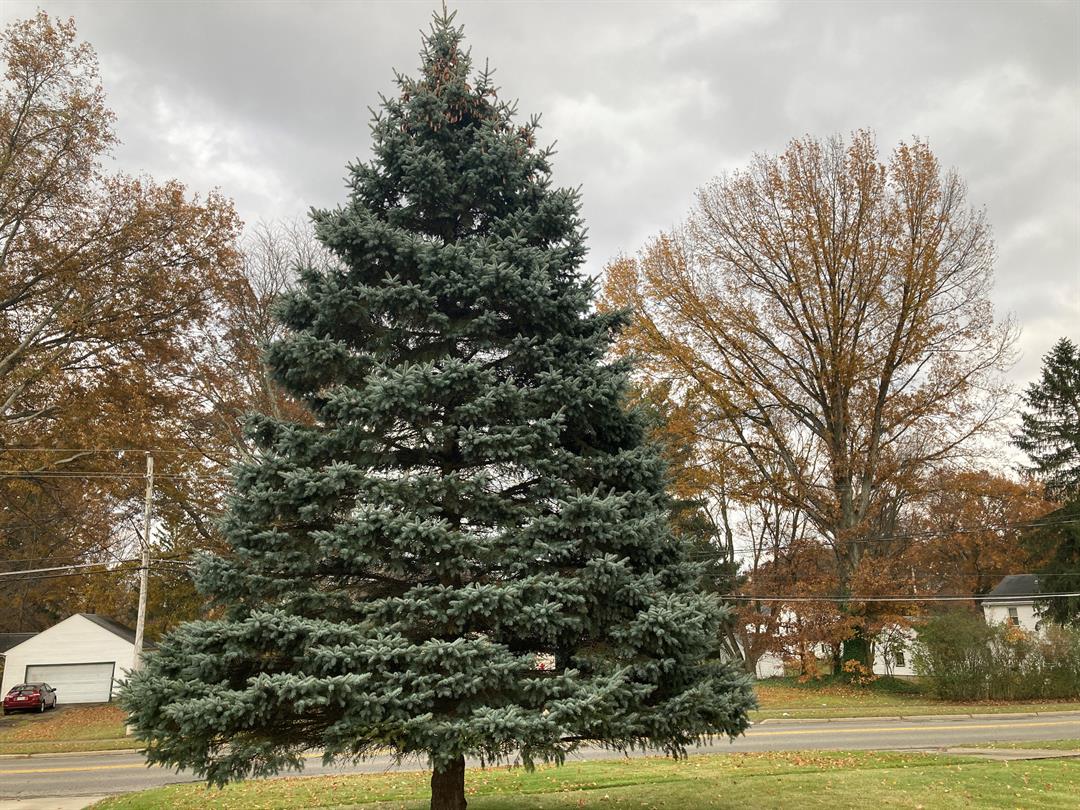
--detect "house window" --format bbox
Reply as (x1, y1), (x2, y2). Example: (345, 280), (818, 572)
(894, 649), (906, 668)
(1008, 607), (1019, 626)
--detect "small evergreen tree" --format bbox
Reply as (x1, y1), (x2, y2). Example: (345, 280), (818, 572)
(121, 12), (754, 809)
(1014, 337), (1080, 501)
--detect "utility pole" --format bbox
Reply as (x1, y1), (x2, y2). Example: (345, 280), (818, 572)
(132, 453), (153, 671)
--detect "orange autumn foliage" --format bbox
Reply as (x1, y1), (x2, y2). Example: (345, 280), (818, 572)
(0, 12), (248, 632)
(603, 131), (1022, 667)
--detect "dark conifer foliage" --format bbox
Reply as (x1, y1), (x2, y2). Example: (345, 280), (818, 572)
(1014, 337), (1080, 501)
(122, 13), (753, 807)
(1024, 498), (1080, 626)
(1015, 338), (1080, 627)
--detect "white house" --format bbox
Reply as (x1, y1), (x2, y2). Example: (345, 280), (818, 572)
(981, 574), (1044, 633)
(749, 574), (1047, 681)
(0, 614), (142, 704)
(752, 628), (918, 679)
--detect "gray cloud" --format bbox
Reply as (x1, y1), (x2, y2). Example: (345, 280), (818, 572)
(4, 0), (1077, 384)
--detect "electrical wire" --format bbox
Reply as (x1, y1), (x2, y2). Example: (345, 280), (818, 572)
(0, 553), (90, 564)
(3, 562), (194, 584)
(4, 563), (1072, 602)
(727, 592), (1080, 603)
(687, 519), (1080, 563)
(689, 516), (1080, 555)
(0, 447), (206, 455)
(1, 555), (1073, 604)
(0, 471), (230, 481)
(0, 558), (193, 577)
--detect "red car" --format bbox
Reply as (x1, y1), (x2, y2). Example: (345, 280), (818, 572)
(2, 683), (57, 715)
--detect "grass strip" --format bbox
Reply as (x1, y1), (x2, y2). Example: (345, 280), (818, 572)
(89, 749), (1080, 809)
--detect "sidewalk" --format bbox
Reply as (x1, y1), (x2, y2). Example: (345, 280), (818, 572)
(753, 708), (1080, 724)
(0, 798), (107, 810)
(938, 746), (1080, 761)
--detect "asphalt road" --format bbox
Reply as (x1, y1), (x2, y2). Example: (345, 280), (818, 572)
(1, 712), (1078, 805)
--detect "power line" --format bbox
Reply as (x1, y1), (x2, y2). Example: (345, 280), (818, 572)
(0, 558), (192, 578)
(4, 564), (1071, 601)
(689, 517), (1080, 561)
(3, 561), (193, 584)
(724, 566), (1080, 579)
(0, 470), (230, 481)
(0, 447), (206, 455)
(1, 553), (1073, 602)
(728, 591), (1080, 603)
(0, 561), (121, 577)
(0, 553), (91, 564)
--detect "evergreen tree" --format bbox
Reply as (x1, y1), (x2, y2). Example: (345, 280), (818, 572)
(121, 12), (754, 810)
(1015, 338), (1080, 625)
(1014, 337), (1080, 501)
(1024, 498), (1080, 626)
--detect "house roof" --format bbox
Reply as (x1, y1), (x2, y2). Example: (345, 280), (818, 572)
(76, 613), (140, 645)
(984, 574), (1041, 602)
(0, 633), (35, 654)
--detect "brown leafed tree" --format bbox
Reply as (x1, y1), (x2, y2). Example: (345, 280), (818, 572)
(0, 12), (243, 631)
(2, 218), (333, 633)
(602, 130), (1017, 664)
(905, 470), (1051, 597)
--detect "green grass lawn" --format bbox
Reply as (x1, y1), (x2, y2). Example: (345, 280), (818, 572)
(0, 704), (140, 754)
(89, 750), (1080, 809)
(752, 677), (1080, 719)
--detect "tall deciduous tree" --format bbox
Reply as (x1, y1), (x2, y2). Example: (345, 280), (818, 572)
(121, 14), (754, 810)
(0, 12), (240, 441)
(603, 131), (1016, 664)
(0, 11), (241, 631)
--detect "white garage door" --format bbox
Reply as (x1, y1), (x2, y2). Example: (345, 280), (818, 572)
(24, 662), (115, 704)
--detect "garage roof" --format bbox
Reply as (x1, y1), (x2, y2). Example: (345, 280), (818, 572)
(1, 614), (152, 657)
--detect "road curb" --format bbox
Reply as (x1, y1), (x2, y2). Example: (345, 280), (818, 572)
(0, 748), (140, 761)
(756, 716), (905, 725)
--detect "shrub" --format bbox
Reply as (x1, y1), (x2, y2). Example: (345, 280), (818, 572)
(913, 610), (1080, 700)
(841, 658), (877, 686)
(912, 611), (994, 700)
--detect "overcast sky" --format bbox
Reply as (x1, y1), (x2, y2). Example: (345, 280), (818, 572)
(5, 0), (1078, 384)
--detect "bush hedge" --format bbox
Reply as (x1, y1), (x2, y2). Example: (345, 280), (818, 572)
(912, 610), (1080, 701)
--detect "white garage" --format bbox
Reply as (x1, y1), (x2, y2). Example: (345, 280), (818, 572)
(0, 614), (142, 705)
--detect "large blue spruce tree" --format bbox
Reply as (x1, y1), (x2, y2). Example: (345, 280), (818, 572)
(122, 12), (754, 809)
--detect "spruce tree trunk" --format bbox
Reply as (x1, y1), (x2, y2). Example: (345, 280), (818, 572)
(430, 756), (467, 810)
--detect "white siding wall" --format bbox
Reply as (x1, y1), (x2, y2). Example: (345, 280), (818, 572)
(983, 601), (1042, 633)
(0, 615), (136, 703)
(872, 625), (917, 677)
(755, 652), (786, 679)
